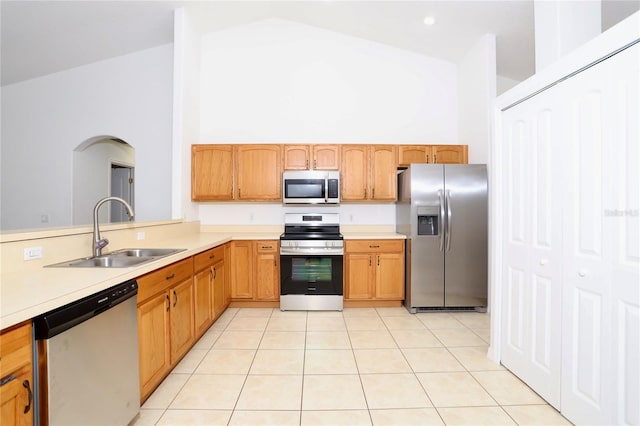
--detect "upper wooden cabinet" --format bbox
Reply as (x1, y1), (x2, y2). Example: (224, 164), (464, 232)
(341, 145), (397, 201)
(235, 145), (282, 200)
(192, 144), (282, 201)
(192, 143), (468, 202)
(192, 145), (234, 200)
(397, 145), (468, 167)
(283, 145), (340, 170)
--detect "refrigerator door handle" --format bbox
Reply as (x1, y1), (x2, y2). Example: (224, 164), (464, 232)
(445, 190), (452, 252)
(438, 189), (445, 252)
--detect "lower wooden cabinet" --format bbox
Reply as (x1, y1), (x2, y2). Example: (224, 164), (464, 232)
(345, 240), (405, 301)
(137, 292), (171, 401)
(193, 245), (227, 337)
(255, 241), (279, 301)
(137, 257), (195, 401)
(230, 240), (280, 303)
(230, 241), (254, 299)
(0, 321), (34, 426)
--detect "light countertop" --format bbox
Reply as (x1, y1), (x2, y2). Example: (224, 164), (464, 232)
(1, 230), (405, 329)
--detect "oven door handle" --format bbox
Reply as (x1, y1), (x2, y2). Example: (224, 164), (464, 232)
(280, 248), (344, 256)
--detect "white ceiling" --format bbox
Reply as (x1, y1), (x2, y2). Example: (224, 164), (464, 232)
(1, 0), (638, 87)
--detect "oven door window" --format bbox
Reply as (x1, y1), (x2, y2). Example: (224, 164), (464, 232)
(281, 254), (343, 295)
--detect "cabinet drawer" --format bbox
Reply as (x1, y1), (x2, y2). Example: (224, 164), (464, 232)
(0, 321), (32, 377)
(194, 245), (225, 271)
(256, 240), (278, 253)
(137, 258), (193, 303)
(345, 240), (404, 253)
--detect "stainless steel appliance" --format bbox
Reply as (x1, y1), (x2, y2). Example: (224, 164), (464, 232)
(397, 164), (488, 312)
(280, 213), (344, 310)
(33, 279), (140, 425)
(282, 170), (340, 204)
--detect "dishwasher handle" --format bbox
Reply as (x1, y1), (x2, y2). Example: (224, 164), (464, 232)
(33, 279), (138, 340)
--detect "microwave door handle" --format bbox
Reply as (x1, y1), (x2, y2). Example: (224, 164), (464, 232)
(324, 177), (328, 203)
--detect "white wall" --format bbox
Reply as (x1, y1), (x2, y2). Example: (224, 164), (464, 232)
(457, 34), (497, 164)
(195, 18), (459, 226)
(72, 139), (135, 225)
(173, 8), (202, 224)
(497, 75), (520, 95)
(199, 19), (458, 144)
(1, 45), (174, 231)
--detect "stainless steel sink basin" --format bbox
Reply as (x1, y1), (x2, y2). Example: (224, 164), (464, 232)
(110, 248), (183, 258)
(46, 248), (185, 268)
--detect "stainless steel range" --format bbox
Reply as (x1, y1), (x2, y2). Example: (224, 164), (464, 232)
(280, 213), (344, 311)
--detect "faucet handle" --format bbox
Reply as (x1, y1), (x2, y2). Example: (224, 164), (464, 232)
(97, 238), (109, 249)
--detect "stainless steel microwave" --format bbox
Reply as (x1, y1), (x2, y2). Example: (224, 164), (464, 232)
(282, 170), (340, 204)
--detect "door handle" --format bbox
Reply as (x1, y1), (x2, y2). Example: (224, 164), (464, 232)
(324, 177), (329, 203)
(173, 290), (178, 307)
(438, 190), (445, 252)
(23, 380), (33, 414)
(0, 374), (16, 387)
(445, 190), (452, 252)
(166, 294), (170, 312)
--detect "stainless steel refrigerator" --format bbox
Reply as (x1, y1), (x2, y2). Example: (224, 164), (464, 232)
(396, 164), (487, 312)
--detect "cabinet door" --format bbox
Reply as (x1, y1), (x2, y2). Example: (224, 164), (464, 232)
(345, 253), (373, 300)
(283, 145), (310, 170)
(235, 145), (282, 200)
(191, 145), (234, 200)
(230, 241), (253, 299)
(370, 145), (397, 200)
(398, 145), (429, 167)
(341, 145), (368, 200)
(431, 145), (468, 164)
(224, 243), (232, 306)
(313, 145), (340, 170)
(212, 260), (226, 318)
(193, 267), (213, 337)
(375, 252), (404, 300)
(138, 292), (170, 400)
(0, 368), (33, 426)
(169, 279), (195, 364)
(255, 241), (279, 301)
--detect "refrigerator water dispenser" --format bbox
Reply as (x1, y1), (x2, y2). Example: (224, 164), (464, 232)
(417, 206), (439, 236)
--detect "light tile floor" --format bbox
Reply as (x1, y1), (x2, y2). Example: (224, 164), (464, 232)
(133, 307), (571, 425)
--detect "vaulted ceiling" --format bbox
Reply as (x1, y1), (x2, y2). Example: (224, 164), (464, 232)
(1, 0), (638, 86)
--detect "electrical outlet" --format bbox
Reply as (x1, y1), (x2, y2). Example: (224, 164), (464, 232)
(137, 232), (146, 240)
(24, 246), (43, 260)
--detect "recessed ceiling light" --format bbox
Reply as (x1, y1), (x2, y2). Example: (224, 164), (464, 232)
(423, 16), (436, 26)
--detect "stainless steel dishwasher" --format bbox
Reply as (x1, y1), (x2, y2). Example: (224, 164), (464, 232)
(33, 279), (140, 426)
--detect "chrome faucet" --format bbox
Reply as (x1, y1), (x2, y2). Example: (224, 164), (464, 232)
(93, 196), (135, 257)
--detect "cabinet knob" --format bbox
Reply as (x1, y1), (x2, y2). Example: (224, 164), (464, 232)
(578, 270), (588, 277)
(539, 259), (548, 266)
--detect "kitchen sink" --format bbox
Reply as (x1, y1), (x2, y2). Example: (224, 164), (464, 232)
(110, 248), (184, 258)
(46, 248), (185, 268)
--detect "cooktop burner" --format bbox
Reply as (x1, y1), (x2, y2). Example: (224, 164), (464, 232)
(280, 213), (342, 241)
